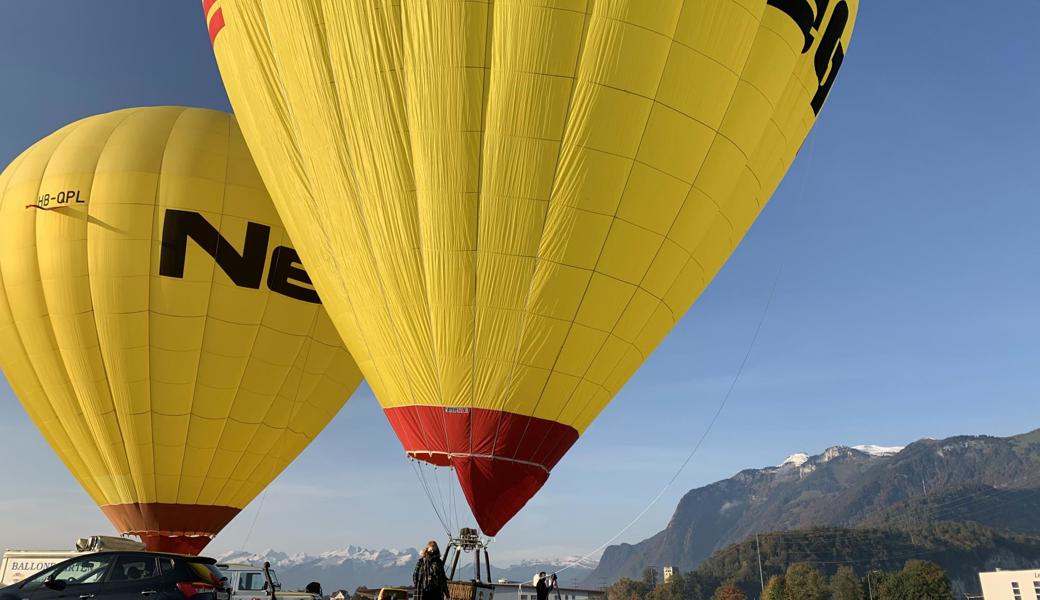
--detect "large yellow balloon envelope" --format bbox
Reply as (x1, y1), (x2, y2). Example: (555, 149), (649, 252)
(0, 107), (363, 553)
(206, 0), (857, 535)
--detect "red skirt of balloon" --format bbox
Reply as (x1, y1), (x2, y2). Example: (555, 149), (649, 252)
(384, 406), (578, 535)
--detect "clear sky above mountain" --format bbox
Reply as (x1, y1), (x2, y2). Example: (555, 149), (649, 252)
(1, 3), (1038, 563)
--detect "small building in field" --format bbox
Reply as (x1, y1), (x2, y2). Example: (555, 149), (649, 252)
(978, 568), (1040, 599)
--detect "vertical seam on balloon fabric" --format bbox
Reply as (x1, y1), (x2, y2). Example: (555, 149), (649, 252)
(393, 2), (455, 472)
(549, 1), (802, 436)
(512, 2), (685, 460)
(144, 108), (191, 504)
(313, 5), (435, 452)
(304, 2), (401, 436)
(40, 110), (144, 503)
(278, 0), (403, 427)
(225, 304), (324, 508)
(467, 0), (495, 459)
(537, 0), (773, 437)
(575, 2), (807, 432)
(487, 0), (593, 462)
(84, 108), (154, 506)
(27, 112), (136, 504)
(0, 134), (106, 501)
(206, 234), (324, 506)
(169, 106), (223, 507)
(193, 112), (283, 507)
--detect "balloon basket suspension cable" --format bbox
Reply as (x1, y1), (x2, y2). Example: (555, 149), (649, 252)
(410, 458), (498, 591)
(409, 458), (457, 539)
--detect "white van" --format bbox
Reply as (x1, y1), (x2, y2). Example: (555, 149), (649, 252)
(214, 563), (321, 600)
(0, 536), (146, 586)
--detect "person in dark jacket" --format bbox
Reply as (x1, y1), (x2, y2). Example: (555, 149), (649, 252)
(412, 540), (448, 600)
(535, 572), (556, 600)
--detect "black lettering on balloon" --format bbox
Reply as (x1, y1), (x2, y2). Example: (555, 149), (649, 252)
(267, 246), (320, 304)
(159, 208), (270, 289)
(810, 1), (848, 114)
(158, 209), (323, 304)
(767, 0), (850, 114)
(812, 0), (831, 30)
(766, 0), (817, 52)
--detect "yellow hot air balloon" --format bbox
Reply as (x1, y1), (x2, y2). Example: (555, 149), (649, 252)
(0, 107), (362, 553)
(206, 0), (856, 535)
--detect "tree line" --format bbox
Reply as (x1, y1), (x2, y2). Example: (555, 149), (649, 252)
(605, 559), (954, 600)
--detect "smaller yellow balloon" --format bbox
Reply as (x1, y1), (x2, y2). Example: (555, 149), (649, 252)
(0, 107), (363, 554)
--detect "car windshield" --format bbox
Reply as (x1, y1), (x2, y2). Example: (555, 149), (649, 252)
(238, 570), (278, 591)
(52, 556), (114, 585)
(16, 564), (60, 589)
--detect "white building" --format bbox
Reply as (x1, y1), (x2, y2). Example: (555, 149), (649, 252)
(663, 567), (675, 583)
(979, 569), (1040, 599)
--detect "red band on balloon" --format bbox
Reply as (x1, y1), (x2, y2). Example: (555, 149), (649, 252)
(207, 7), (225, 44)
(136, 535), (214, 556)
(101, 503), (240, 554)
(384, 406), (579, 535)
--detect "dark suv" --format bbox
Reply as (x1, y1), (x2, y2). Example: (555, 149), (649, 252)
(0, 552), (230, 600)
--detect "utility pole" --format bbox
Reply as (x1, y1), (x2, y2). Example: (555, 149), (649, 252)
(756, 534), (765, 595)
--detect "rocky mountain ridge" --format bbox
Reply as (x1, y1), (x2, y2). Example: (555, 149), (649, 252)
(586, 429), (1040, 584)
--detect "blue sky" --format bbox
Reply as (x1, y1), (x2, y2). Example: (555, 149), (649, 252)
(1, 3), (1038, 564)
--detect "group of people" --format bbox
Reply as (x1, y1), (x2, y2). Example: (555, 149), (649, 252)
(410, 541), (558, 600)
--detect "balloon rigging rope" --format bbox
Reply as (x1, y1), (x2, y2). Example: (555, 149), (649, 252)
(556, 133), (820, 574)
(554, 265), (784, 573)
(449, 466), (461, 533)
(241, 488), (269, 551)
(413, 460), (451, 535)
(432, 465), (454, 533)
(411, 459), (453, 536)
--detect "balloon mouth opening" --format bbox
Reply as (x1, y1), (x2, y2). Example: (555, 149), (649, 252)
(408, 450), (452, 467)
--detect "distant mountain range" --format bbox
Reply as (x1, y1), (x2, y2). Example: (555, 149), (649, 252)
(585, 429), (1040, 587)
(218, 429), (1040, 595)
(215, 548), (597, 592)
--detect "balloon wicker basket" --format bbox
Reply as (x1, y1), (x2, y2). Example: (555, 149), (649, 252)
(446, 581), (494, 600)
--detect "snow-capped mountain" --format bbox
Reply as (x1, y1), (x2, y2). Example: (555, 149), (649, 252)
(214, 547), (597, 591)
(851, 444), (905, 457)
(774, 444), (904, 471)
(216, 547), (419, 591)
(777, 452), (810, 468)
(515, 555), (599, 570)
